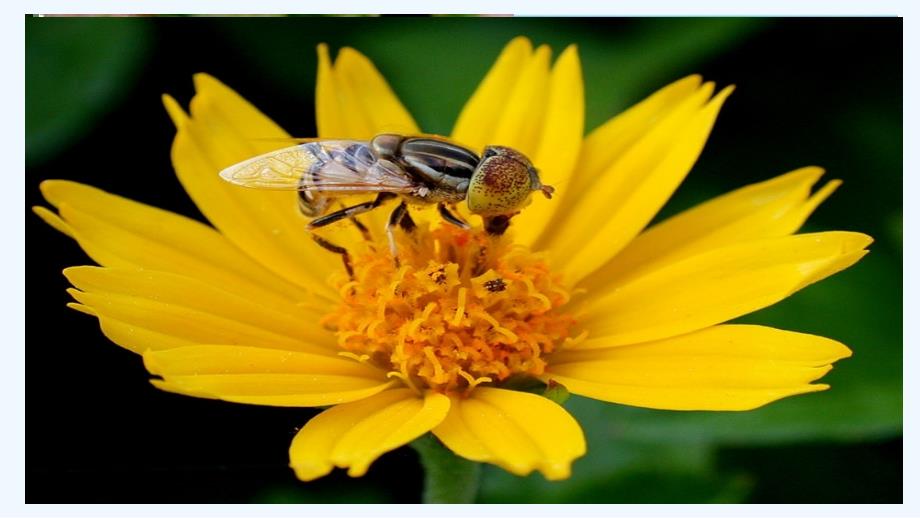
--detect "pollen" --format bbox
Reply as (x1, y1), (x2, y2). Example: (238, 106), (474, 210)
(321, 222), (577, 395)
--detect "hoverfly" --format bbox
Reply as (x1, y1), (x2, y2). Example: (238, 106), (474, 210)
(219, 134), (554, 273)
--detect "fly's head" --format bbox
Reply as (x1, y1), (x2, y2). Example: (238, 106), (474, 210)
(467, 146), (554, 218)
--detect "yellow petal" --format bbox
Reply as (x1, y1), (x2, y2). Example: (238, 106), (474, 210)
(145, 345), (383, 377)
(550, 74), (703, 223)
(513, 45), (585, 246)
(333, 46), (420, 136)
(67, 281), (326, 355)
(167, 75), (352, 294)
(289, 389), (449, 481)
(64, 266), (334, 352)
(547, 83), (734, 284)
(580, 232), (872, 347)
(582, 166), (841, 288)
(32, 205), (73, 237)
(162, 92), (187, 126)
(38, 180), (307, 305)
(315, 43), (349, 139)
(433, 387), (585, 480)
(316, 44), (420, 139)
(488, 44), (551, 158)
(145, 346), (392, 407)
(545, 324), (851, 410)
(70, 307), (200, 352)
(451, 36), (534, 151)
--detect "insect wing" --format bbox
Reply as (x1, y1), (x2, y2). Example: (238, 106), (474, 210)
(219, 143), (319, 189)
(219, 140), (416, 193)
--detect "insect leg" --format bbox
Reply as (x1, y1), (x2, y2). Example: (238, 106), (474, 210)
(307, 193), (397, 277)
(312, 234), (354, 278)
(307, 192), (397, 230)
(437, 203), (470, 229)
(330, 200), (373, 242)
(349, 213), (373, 242)
(399, 206), (417, 233)
(386, 201), (409, 260)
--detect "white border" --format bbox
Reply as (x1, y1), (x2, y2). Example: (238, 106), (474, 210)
(6, 1), (914, 517)
(11, 1), (918, 16)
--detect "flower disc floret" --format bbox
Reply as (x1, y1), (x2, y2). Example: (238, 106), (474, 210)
(321, 223), (577, 394)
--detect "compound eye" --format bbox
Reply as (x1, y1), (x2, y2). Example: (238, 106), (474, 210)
(467, 156), (533, 216)
(482, 147), (499, 159)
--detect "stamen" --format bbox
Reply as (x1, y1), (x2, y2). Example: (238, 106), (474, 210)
(475, 310), (519, 344)
(423, 346), (448, 384)
(338, 280), (359, 299)
(561, 330), (590, 349)
(322, 223), (576, 395)
(521, 277), (553, 312)
(337, 330), (365, 347)
(457, 369), (492, 396)
(407, 302), (438, 337)
(338, 351), (371, 364)
(452, 287), (468, 327)
(387, 370), (421, 395)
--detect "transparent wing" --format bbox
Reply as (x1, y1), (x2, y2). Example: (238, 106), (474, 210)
(218, 140), (417, 193)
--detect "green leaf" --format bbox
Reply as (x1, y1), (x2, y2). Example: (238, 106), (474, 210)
(26, 17), (152, 166)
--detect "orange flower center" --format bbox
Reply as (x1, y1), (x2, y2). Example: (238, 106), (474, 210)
(321, 222), (577, 395)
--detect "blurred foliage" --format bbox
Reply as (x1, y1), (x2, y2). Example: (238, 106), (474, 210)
(216, 17), (764, 134)
(25, 17), (152, 166)
(254, 481), (391, 504)
(26, 16), (901, 503)
(478, 438), (751, 503)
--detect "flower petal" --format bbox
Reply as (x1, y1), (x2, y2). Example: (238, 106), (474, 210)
(64, 266), (334, 354)
(318, 45), (420, 138)
(65, 301), (207, 352)
(545, 324), (852, 410)
(451, 36), (534, 151)
(547, 82), (734, 284)
(37, 180), (307, 305)
(487, 44), (551, 158)
(32, 205), (73, 237)
(144, 346), (392, 407)
(68, 287), (317, 355)
(165, 75), (355, 294)
(513, 44), (585, 246)
(65, 264), (335, 355)
(433, 387), (585, 480)
(315, 43), (350, 139)
(548, 74), (703, 223)
(579, 232), (872, 347)
(289, 389), (449, 481)
(580, 166), (840, 288)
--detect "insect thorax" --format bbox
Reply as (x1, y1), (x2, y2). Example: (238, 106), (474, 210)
(375, 135), (480, 200)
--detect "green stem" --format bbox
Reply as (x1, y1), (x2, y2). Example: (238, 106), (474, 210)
(411, 433), (481, 504)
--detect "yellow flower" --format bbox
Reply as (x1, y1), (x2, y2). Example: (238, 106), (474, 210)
(33, 37), (868, 482)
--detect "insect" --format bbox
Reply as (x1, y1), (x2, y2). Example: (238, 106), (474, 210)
(219, 134), (554, 273)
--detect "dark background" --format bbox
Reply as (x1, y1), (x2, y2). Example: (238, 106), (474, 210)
(26, 16), (902, 503)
